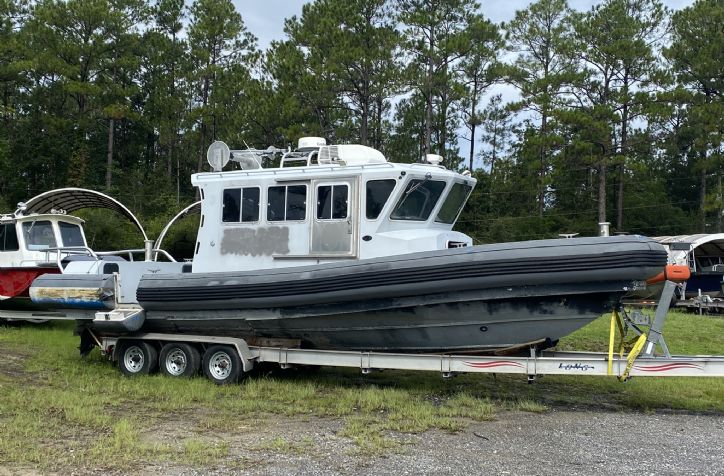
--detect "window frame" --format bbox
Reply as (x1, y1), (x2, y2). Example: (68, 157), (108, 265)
(315, 183), (350, 221)
(58, 221), (86, 247)
(267, 184), (308, 223)
(221, 186), (261, 224)
(0, 223), (19, 252)
(434, 181), (473, 224)
(21, 220), (57, 250)
(364, 178), (397, 221)
(389, 178), (448, 222)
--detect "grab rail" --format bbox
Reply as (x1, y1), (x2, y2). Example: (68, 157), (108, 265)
(43, 246), (177, 269)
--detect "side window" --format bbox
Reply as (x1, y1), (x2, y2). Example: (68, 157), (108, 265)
(267, 186), (286, 221)
(223, 187), (260, 223)
(287, 185), (307, 220)
(222, 189), (241, 222)
(366, 179), (396, 219)
(58, 222), (85, 247)
(241, 187), (260, 222)
(317, 184), (349, 220)
(435, 182), (473, 224)
(267, 185), (307, 221)
(0, 223), (19, 251)
(22, 220), (57, 249)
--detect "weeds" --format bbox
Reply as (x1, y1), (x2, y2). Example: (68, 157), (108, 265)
(0, 311), (722, 471)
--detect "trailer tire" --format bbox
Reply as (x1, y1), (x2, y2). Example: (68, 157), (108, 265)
(160, 343), (201, 378)
(202, 345), (242, 385)
(118, 341), (158, 376)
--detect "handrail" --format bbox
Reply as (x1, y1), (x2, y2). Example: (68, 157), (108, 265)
(37, 246), (177, 268)
(42, 246), (99, 270)
(96, 248), (177, 263)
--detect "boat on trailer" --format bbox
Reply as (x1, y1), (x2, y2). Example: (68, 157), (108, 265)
(29, 138), (667, 354)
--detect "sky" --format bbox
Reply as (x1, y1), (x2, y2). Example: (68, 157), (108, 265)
(235, 0), (696, 165)
(237, 0), (696, 50)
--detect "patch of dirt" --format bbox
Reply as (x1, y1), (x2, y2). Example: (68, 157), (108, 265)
(0, 343), (29, 380)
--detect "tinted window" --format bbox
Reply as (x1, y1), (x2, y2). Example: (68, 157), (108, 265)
(241, 187), (260, 222)
(22, 220), (57, 249)
(267, 186), (286, 221)
(317, 185), (348, 220)
(436, 183), (473, 224)
(0, 224), (19, 251)
(59, 222), (85, 246)
(268, 185), (307, 221)
(390, 180), (446, 221)
(287, 185), (307, 221)
(222, 188), (241, 222)
(332, 186), (348, 219)
(317, 185), (331, 219)
(366, 179), (396, 219)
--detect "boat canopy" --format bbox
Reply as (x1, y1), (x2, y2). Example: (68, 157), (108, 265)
(17, 188), (148, 241)
(654, 234), (724, 270)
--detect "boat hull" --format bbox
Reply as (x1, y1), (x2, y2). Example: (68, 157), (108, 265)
(31, 236), (667, 352)
(139, 282), (626, 352)
(131, 236), (666, 352)
(0, 267), (60, 311)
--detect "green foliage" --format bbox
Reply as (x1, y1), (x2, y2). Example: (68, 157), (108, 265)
(0, 0), (721, 245)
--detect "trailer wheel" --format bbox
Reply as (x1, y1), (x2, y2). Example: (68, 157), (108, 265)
(160, 343), (200, 378)
(118, 341), (158, 376)
(202, 345), (242, 385)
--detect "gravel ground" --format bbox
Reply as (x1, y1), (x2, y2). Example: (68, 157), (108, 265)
(144, 410), (724, 476)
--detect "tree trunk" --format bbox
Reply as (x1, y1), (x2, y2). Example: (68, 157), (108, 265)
(598, 158), (606, 223)
(375, 96), (383, 150)
(700, 165), (707, 231)
(360, 100), (369, 146)
(617, 81), (630, 231)
(177, 156), (180, 206)
(105, 118), (114, 190)
(468, 122), (476, 172)
(468, 75), (478, 172)
(539, 113), (547, 216)
(423, 36), (434, 161)
(197, 71), (210, 174)
(439, 93), (448, 164)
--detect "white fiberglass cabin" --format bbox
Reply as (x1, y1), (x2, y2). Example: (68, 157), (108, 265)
(0, 212), (87, 269)
(191, 138), (477, 273)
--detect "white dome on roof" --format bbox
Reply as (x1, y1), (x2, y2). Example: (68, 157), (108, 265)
(318, 144), (387, 166)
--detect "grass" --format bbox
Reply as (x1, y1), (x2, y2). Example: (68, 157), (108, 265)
(0, 310), (722, 471)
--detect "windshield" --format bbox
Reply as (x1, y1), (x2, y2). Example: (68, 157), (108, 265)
(22, 220), (57, 250)
(390, 179), (446, 221)
(436, 182), (473, 224)
(59, 222), (85, 247)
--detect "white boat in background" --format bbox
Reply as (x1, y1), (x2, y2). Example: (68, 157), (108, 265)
(0, 188), (183, 322)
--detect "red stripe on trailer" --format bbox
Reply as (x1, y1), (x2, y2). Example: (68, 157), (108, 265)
(633, 362), (703, 372)
(463, 360), (525, 369)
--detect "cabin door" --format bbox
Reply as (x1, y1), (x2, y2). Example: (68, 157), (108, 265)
(310, 178), (358, 257)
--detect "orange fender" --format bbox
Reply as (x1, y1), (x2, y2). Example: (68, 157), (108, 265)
(646, 264), (691, 285)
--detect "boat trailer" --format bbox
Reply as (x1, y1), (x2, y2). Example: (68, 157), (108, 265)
(93, 281), (724, 384)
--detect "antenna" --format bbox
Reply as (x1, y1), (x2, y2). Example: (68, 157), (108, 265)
(207, 141), (230, 172)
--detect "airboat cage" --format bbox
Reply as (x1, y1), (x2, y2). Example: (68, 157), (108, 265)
(17, 187), (148, 241)
(654, 234), (724, 297)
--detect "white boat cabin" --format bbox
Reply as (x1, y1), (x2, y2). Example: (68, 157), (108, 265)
(0, 213), (87, 268)
(191, 138), (477, 273)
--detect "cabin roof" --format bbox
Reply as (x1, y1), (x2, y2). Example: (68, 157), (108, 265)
(654, 233), (724, 260)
